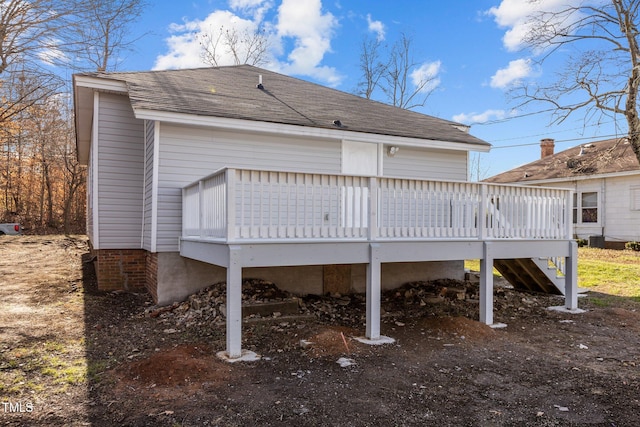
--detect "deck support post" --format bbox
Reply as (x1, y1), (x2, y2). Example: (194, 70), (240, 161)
(564, 240), (578, 311)
(226, 245), (243, 359)
(365, 243), (381, 340)
(358, 243), (395, 346)
(480, 241), (494, 325)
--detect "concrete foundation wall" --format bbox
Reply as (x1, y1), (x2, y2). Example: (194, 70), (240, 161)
(351, 261), (465, 293)
(154, 252), (463, 305)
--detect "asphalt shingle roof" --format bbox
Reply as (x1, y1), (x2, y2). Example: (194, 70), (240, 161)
(82, 64), (489, 148)
(485, 138), (640, 183)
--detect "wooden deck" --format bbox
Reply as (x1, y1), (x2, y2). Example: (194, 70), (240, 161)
(180, 168), (580, 359)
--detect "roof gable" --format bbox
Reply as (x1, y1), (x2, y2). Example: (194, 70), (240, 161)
(485, 138), (640, 183)
(76, 65), (489, 149)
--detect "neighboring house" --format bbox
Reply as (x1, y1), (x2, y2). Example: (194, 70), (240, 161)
(73, 65), (579, 359)
(485, 138), (640, 249)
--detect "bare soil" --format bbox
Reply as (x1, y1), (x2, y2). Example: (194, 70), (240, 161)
(1, 235), (640, 426)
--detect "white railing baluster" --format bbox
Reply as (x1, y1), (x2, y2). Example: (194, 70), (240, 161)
(182, 168), (573, 243)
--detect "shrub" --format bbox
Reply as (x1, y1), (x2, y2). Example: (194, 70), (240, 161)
(625, 241), (640, 251)
(576, 238), (588, 247)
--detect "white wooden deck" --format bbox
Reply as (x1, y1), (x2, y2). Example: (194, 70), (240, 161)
(180, 168), (579, 359)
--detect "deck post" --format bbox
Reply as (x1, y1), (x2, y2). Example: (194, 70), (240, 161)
(225, 169), (236, 241)
(368, 177), (378, 240)
(226, 245), (243, 358)
(357, 242), (394, 345)
(480, 241), (494, 325)
(198, 180), (204, 239)
(478, 184), (487, 239)
(564, 240), (578, 310)
(365, 243), (381, 339)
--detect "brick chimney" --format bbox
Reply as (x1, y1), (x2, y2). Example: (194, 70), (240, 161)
(540, 138), (555, 158)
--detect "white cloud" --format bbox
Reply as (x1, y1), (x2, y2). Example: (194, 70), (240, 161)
(276, 0), (340, 82)
(487, 0), (587, 52)
(490, 58), (532, 88)
(37, 37), (67, 66)
(154, 0), (342, 85)
(411, 60), (441, 93)
(229, 0), (274, 21)
(230, 0), (269, 8)
(367, 14), (385, 41)
(453, 109), (516, 124)
(154, 10), (260, 70)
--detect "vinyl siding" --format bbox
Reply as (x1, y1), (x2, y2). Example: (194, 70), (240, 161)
(383, 146), (468, 181)
(156, 124), (342, 251)
(96, 93), (145, 249)
(530, 176), (640, 242)
(142, 120), (155, 250)
(602, 175), (640, 242)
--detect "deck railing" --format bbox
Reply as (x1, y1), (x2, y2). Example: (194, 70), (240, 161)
(182, 168), (573, 242)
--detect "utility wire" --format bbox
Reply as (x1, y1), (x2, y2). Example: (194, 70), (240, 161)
(471, 108), (557, 126)
(489, 133), (627, 150)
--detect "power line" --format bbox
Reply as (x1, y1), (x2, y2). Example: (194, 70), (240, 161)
(489, 133), (627, 150)
(472, 108), (557, 126)
(486, 119), (620, 143)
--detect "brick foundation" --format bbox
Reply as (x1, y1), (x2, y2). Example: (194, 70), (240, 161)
(94, 249), (147, 292)
(145, 252), (158, 302)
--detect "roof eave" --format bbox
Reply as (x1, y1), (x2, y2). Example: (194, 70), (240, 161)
(133, 108), (491, 152)
(495, 169), (640, 185)
(73, 75), (129, 164)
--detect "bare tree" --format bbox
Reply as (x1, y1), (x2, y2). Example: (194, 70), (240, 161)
(71, 0), (147, 72)
(469, 153), (492, 182)
(199, 25), (270, 67)
(355, 36), (387, 100)
(0, 0), (73, 73)
(0, 0), (145, 73)
(518, 0), (640, 164)
(356, 33), (439, 110)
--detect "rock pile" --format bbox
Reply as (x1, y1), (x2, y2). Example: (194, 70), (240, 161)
(144, 276), (556, 330)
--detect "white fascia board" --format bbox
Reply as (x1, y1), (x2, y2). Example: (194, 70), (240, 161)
(133, 108), (491, 153)
(73, 75), (128, 93)
(513, 170), (640, 185)
(74, 76), (129, 164)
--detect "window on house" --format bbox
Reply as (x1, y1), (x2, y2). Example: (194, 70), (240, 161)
(631, 186), (640, 211)
(581, 192), (598, 223)
(572, 191), (598, 224)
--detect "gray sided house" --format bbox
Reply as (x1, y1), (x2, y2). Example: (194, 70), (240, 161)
(74, 65), (580, 359)
(486, 138), (640, 249)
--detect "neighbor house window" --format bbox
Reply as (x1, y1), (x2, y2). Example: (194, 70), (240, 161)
(632, 186), (640, 211)
(573, 191), (598, 224)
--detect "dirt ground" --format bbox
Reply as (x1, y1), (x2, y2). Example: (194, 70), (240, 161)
(1, 235), (639, 426)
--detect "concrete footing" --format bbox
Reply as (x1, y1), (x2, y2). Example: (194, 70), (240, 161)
(489, 323), (508, 329)
(216, 350), (261, 363)
(354, 335), (396, 345)
(548, 306), (586, 314)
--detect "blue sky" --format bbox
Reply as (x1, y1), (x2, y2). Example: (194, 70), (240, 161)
(120, 0), (626, 178)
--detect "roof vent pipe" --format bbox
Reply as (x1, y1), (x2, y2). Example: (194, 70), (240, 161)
(256, 75), (264, 90)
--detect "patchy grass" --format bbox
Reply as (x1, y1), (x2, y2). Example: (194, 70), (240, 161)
(464, 259), (501, 277)
(467, 247), (640, 301)
(0, 338), (87, 399)
(577, 248), (640, 300)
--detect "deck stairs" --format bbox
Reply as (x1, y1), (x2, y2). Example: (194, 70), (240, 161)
(493, 258), (567, 295)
